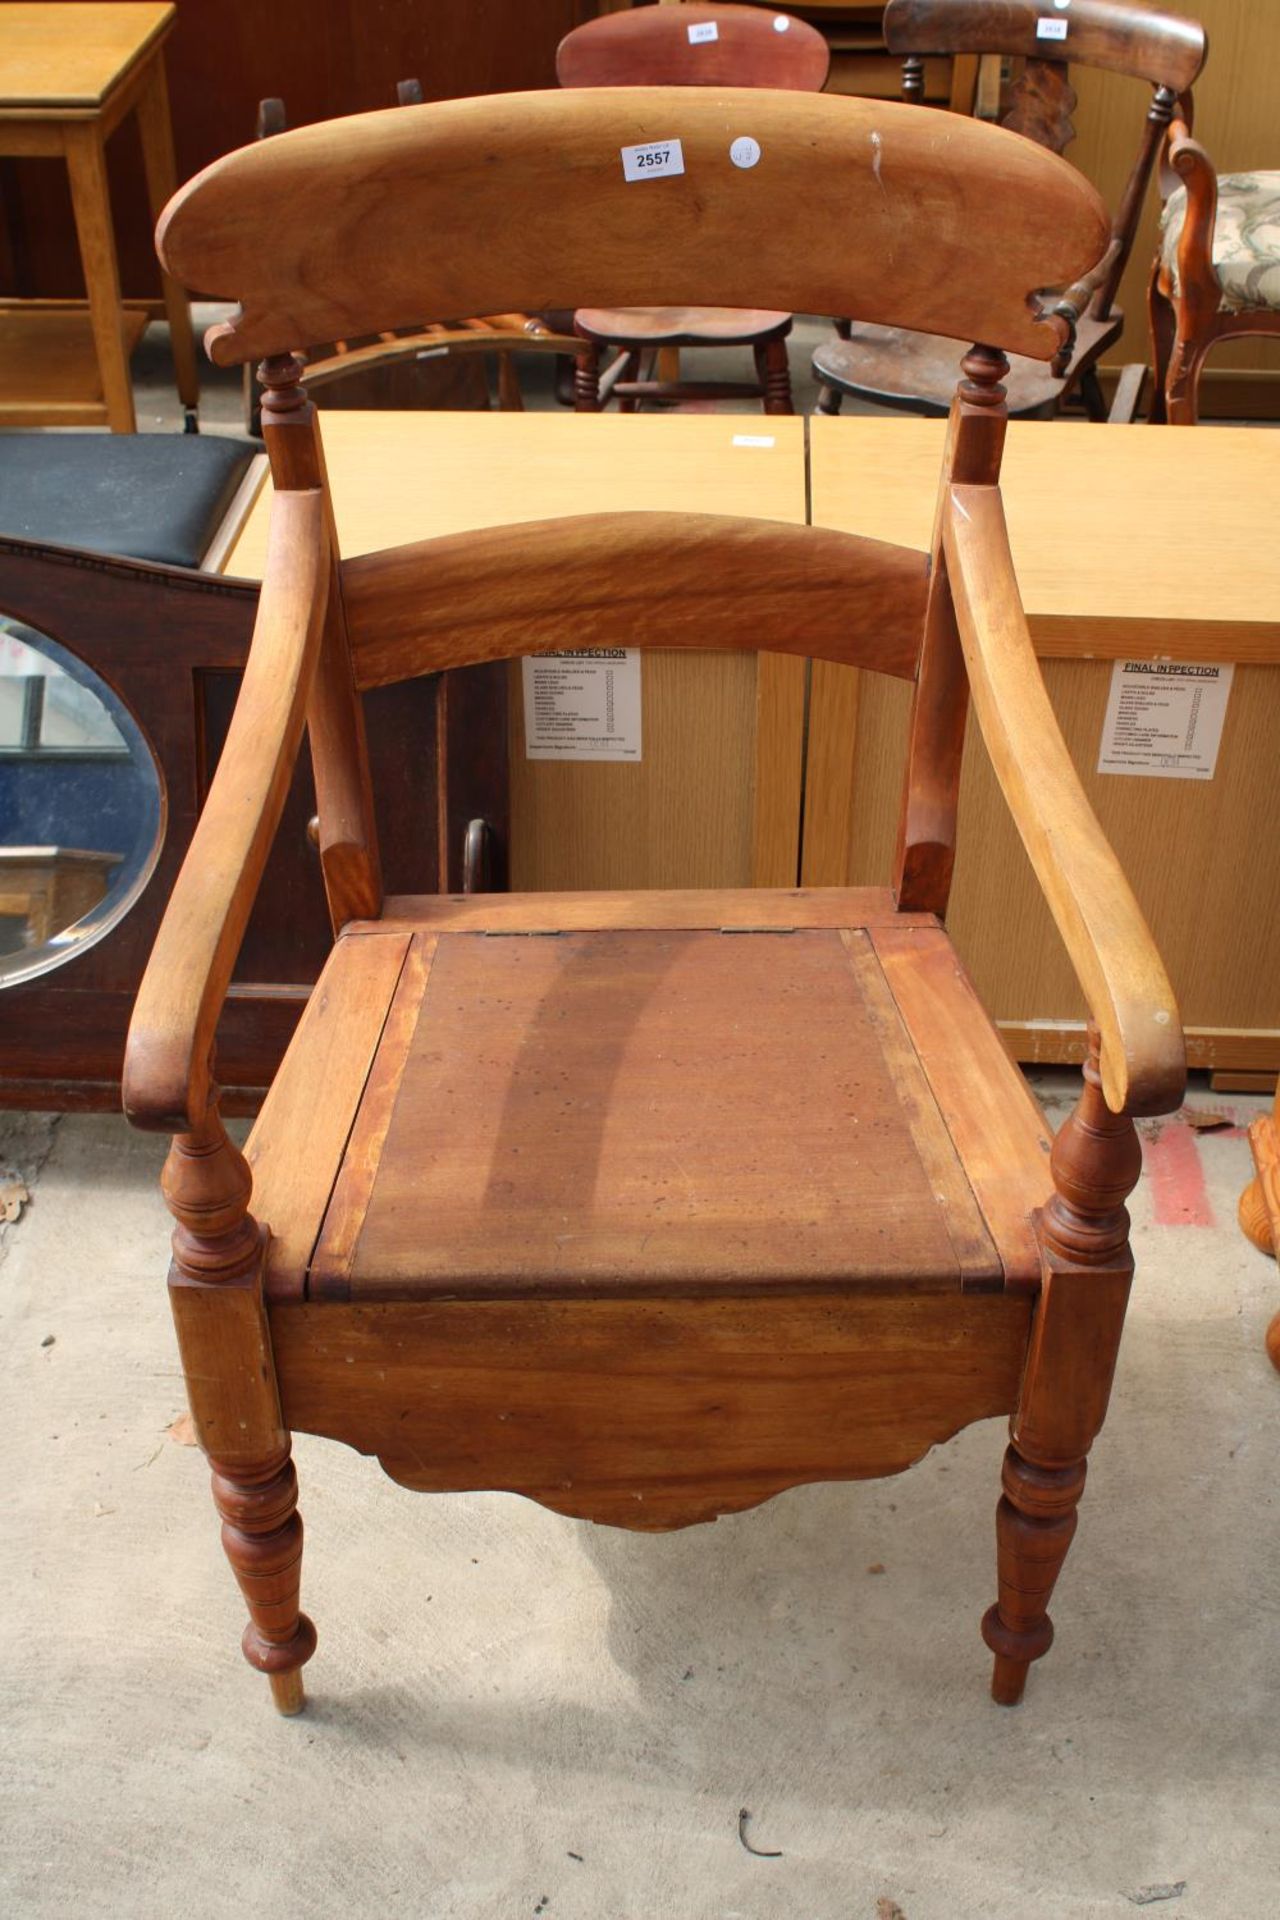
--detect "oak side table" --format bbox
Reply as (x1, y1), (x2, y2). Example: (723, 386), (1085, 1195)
(0, 2), (198, 430)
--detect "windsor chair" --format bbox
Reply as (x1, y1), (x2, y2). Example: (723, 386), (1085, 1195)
(125, 84), (1185, 1718)
(556, 5), (829, 413)
(813, 0), (1207, 420)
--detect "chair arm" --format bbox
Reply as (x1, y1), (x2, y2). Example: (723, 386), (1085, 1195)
(942, 483), (1185, 1119)
(1164, 119), (1221, 314)
(123, 489), (329, 1134)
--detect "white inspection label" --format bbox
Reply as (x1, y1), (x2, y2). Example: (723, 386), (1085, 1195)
(1097, 660), (1234, 780)
(522, 649), (642, 762)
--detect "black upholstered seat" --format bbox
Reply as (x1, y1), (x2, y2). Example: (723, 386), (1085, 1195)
(0, 433), (259, 569)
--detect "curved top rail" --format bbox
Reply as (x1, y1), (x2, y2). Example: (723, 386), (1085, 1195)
(885, 0), (1207, 95)
(156, 88), (1110, 368)
(556, 5), (831, 91)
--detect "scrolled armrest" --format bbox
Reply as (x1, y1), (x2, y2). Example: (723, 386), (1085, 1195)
(123, 489), (329, 1134)
(1160, 118), (1221, 318)
(942, 482), (1185, 1119)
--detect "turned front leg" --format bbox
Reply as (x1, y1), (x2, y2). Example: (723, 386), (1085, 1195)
(211, 1447), (316, 1715)
(164, 1110), (316, 1714)
(983, 1035), (1141, 1704)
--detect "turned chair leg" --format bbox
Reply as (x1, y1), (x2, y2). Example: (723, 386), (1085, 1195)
(163, 1109), (317, 1714)
(760, 335), (794, 415)
(211, 1447), (317, 1714)
(573, 339), (602, 412)
(816, 378), (844, 416)
(982, 1032), (1141, 1703)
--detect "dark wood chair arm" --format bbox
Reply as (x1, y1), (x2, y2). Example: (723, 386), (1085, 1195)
(122, 490), (330, 1134)
(943, 481), (1185, 1120)
(1163, 118), (1222, 316)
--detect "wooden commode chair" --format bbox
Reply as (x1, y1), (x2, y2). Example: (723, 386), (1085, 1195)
(125, 86), (1186, 1716)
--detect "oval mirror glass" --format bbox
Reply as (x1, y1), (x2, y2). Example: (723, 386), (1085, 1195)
(0, 616), (163, 988)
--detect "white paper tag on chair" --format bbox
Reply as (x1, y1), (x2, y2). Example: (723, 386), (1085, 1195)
(1097, 661), (1234, 780)
(1036, 17), (1069, 39)
(523, 650), (642, 762)
(620, 140), (685, 183)
(688, 21), (719, 43)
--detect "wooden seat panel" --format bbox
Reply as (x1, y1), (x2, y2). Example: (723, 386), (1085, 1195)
(250, 890), (1053, 1308)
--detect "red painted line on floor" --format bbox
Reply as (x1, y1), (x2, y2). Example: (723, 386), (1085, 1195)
(1144, 1122), (1216, 1228)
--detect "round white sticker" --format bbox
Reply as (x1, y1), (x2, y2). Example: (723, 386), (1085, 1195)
(1054, 0), (1071, 9)
(729, 136), (762, 169)
(773, 15), (791, 30)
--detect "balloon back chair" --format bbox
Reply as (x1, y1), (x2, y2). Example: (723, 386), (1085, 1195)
(125, 86), (1185, 1717)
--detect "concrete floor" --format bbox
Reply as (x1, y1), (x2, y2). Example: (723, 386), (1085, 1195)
(5, 321), (1279, 1915)
(1, 1077), (1277, 1919)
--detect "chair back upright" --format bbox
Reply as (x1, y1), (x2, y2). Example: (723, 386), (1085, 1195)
(885, 0), (1207, 316)
(555, 5), (831, 92)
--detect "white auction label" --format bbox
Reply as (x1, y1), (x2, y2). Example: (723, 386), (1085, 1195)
(620, 139), (684, 182)
(688, 20), (718, 42)
(1098, 660), (1234, 780)
(523, 650), (642, 762)
(729, 136), (761, 169)
(1036, 16), (1068, 38)
(773, 15), (791, 30)
(732, 433), (775, 447)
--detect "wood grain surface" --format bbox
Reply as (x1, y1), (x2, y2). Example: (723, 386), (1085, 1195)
(557, 5), (830, 91)
(944, 482), (1183, 1116)
(327, 926), (991, 1298)
(341, 511), (927, 684)
(157, 88), (1108, 366)
(883, 0), (1205, 93)
(270, 1288), (1032, 1528)
(123, 490), (328, 1132)
(247, 930), (411, 1300)
(0, 3), (173, 109)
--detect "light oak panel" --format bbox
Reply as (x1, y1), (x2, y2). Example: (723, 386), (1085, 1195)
(808, 418), (1280, 662)
(0, 3), (172, 109)
(230, 412), (813, 896)
(807, 649), (1280, 1039)
(807, 417), (1280, 1061)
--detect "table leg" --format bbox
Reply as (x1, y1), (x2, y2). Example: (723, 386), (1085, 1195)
(136, 55), (199, 415)
(63, 122), (136, 432)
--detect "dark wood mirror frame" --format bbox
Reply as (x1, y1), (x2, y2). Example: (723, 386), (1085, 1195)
(0, 535), (508, 1111)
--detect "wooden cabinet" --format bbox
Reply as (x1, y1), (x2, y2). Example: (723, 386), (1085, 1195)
(227, 412), (810, 895)
(804, 416), (1280, 1073)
